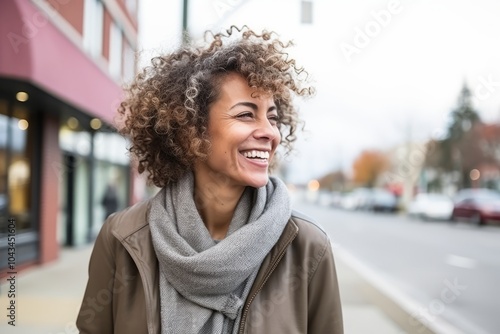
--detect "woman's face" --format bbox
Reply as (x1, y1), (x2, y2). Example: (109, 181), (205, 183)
(194, 72), (281, 189)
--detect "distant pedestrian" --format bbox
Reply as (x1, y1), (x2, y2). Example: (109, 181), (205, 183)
(100, 183), (118, 218)
(77, 26), (343, 334)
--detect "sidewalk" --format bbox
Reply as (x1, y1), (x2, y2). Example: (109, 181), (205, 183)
(0, 245), (408, 334)
(335, 254), (407, 334)
(0, 246), (91, 334)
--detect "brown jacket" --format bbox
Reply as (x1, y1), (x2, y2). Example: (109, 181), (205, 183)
(77, 200), (343, 333)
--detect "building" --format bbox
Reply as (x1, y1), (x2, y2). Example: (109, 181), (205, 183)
(379, 142), (428, 208)
(422, 122), (500, 194)
(0, 0), (140, 272)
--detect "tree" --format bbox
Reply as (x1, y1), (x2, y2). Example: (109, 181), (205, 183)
(352, 150), (389, 188)
(440, 84), (481, 166)
(425, 83), (484, 189)
(448, 84), (481, 140)
(317, 170), (347, 191)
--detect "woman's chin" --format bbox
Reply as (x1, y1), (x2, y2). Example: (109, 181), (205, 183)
(243, 174), (270, 188)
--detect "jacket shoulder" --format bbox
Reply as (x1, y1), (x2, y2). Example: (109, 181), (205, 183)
(105, 199), (151, 240)
(288, 210), (333, 285)
(291, 209), (328, 240)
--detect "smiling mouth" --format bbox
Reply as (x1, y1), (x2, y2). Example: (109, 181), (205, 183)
(241, 150), (270, 161)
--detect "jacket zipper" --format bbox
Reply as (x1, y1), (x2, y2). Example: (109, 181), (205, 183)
(238, 228), (298, 334)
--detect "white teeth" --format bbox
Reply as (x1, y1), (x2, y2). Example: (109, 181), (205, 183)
(243, 150), (269, 159)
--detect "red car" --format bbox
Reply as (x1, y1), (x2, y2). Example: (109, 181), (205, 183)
(451, 189), (500, 226)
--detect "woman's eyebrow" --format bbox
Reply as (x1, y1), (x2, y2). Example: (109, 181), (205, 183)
(229, 102), (277, 112)
(229, 102), (258, 110)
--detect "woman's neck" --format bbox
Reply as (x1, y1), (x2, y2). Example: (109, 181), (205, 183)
(193, 174), (245, 240)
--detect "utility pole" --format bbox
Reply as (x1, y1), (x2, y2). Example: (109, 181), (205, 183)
(182, 0), (189, 44)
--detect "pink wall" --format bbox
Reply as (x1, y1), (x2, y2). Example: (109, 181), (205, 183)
(0, 0), (123, 125)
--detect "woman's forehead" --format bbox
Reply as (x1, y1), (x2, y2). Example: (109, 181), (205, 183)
(217, 73), (273, 99)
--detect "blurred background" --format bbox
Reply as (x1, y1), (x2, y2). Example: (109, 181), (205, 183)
(1, 0), (499, 333)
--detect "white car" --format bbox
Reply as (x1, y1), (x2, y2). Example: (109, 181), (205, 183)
(407, 193), (454, 221)
(340, 188), (372, 210)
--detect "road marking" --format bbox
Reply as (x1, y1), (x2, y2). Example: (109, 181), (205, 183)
(335, 246), (467, 334)
(445, 254), (477, 269)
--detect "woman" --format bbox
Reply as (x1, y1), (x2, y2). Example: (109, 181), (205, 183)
(77, 27), (343, 334)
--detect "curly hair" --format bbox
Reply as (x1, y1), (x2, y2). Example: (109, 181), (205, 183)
(118, 26), (314, 187)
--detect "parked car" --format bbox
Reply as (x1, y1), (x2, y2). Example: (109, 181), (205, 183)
(451, 189), (500, 226)
(340, 188), (398, 212)
(407, 193), (453, 221)
(340, 188), (372, 210)
(453, 188), (499, 204)
(317, 190), (334, 207)
(330, 191), (344, 208)
(367, 188), (398, 212)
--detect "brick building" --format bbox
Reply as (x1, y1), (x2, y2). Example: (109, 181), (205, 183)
(0, 0), (140, 272)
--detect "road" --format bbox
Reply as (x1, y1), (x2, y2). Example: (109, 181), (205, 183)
(293, 198), (500, 334)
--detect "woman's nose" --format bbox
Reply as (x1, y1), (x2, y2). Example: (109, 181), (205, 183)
(253, 117), (277, 141)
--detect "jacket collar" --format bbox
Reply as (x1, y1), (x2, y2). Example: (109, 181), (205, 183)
(110, 200), (160, 334)
(110, 198), (299, 334)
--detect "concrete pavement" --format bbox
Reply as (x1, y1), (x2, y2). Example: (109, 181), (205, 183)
(335, 251), (407, 334)
(0, 244), (408, 334)
(0, 246), (90, 334)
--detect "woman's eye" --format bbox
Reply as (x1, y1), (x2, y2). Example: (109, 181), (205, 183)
(237, 112), (253, 119)
(268, 115), (280, 125)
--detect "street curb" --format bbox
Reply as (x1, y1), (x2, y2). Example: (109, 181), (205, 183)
(332, 244), (466, 334)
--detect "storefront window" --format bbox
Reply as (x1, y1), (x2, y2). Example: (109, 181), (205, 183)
(58, 124), (91, 246)
(0, 102), (8, 231)
(92, 132), (130, 236)
(0, 99), (33, 236)
(58, 120), (135, 245)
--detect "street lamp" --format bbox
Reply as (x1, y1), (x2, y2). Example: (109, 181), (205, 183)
(470, 169), (480, 188)
(182, 0), (189, 44)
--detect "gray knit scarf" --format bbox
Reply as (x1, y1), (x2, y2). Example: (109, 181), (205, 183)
(149, 172), (291, 334)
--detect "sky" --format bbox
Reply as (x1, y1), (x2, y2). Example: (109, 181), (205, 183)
(138, 0), (500, 184)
